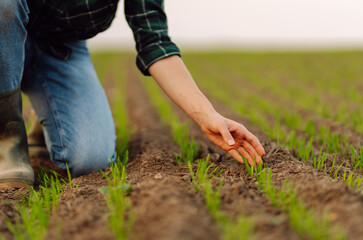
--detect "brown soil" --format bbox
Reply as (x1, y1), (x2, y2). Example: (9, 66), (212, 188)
(46, 172), (113, 240)
(0, 188), (29, 240)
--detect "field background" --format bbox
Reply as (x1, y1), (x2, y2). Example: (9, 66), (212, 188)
(1, 50), (363, 240)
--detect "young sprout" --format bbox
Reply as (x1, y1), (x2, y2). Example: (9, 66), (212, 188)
(188, 155), (223, 192)
(99, 151), (133, 240)
(257, 169), (346, 240)
(237, 151), (263, 178)
(7, 170), (64, 240)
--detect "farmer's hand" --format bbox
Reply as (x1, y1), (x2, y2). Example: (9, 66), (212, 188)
(200, 112), (265, 165)
(149, 55), (265, 165)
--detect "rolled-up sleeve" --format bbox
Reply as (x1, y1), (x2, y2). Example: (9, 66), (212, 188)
(125, 0), (181, 76)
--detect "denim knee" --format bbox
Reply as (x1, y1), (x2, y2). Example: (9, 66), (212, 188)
(0, 0), (28, 26)
(50, 136), (116, 177)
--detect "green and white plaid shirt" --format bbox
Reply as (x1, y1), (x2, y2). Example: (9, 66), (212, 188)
(27, 0), (180, 75)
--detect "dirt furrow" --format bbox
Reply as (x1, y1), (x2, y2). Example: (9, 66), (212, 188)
(125, 66), (220, 240)
(0, 188), (29, 239)
(46, 173), (113, 240)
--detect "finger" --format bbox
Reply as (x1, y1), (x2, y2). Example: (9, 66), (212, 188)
(244, 131), (266, 156)
(219, 123), (235, 146)
(242, 141), (263, 165)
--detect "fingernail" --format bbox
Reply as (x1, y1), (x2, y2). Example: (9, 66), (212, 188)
(228, 139), (235, 145)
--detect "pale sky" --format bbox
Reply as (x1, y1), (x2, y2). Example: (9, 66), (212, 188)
(88, 0), (363, 51)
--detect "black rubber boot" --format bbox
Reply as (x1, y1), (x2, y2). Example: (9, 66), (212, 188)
(0, 88), (34, 188)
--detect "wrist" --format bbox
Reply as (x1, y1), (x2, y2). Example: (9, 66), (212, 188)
(189, 105), (218, 127)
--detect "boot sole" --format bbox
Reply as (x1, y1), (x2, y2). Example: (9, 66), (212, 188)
(0, 182), (28, 188)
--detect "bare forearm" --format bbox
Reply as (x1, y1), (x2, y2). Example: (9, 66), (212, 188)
(149, 55), (266, 165)
(149, 55), (215, 126)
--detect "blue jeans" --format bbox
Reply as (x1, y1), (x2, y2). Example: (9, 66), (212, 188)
(0, 0), (117, 176)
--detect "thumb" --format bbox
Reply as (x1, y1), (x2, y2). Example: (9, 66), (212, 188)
(220, 123), (235, 146)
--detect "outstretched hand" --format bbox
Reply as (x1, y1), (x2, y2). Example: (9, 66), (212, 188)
(200, 112), (265, 165)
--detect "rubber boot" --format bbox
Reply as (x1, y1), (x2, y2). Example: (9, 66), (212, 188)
(27, 114), (49, 158)
(0, 88), (34, 188)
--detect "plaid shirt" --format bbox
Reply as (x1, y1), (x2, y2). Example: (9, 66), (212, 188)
(27, 0), (180, 75)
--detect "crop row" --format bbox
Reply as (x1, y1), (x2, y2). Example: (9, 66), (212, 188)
(188, 155), (346, 240)
(95, 53), (133, 239)
(100, 152), (133, 240)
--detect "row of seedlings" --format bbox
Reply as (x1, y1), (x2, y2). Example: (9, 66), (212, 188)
(188, 155), (347, 239)
(4, 168), (73, 240)
(94, 53), (134, 239)
(188, 156), (255, 240)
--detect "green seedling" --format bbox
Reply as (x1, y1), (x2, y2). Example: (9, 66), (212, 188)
(237, 151), (263, 178)
(204, 180), (223, 219)
(100, 151), (134, 240)
(223, 216), (255, 240)
(65, 163), (72, 188)
(101, 152), (129, 187)
(296, 138), (313, 163)
(173, 124), (199, 165)
(281, 111), (302, 131)
(102, 186), (134, 240)
(333, 162), (345, 179)
(257, 169), (346, 240)
(313, 149), (328, 172)
(287, 130), (298, 149)
(58, 163), (79, 190)
(351, 144), (363, 170)
(188, 155), (255, 238)
(330, 155), (337, 176)
(7, 171), (64, 240)
(274, 112), (281, 145)
(188, 156), (223, 218)
(188, 155), (223, 192)
(341, 169), (363, 191)
(305, 119), (316, 138)
(318, 127), (347, 154)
